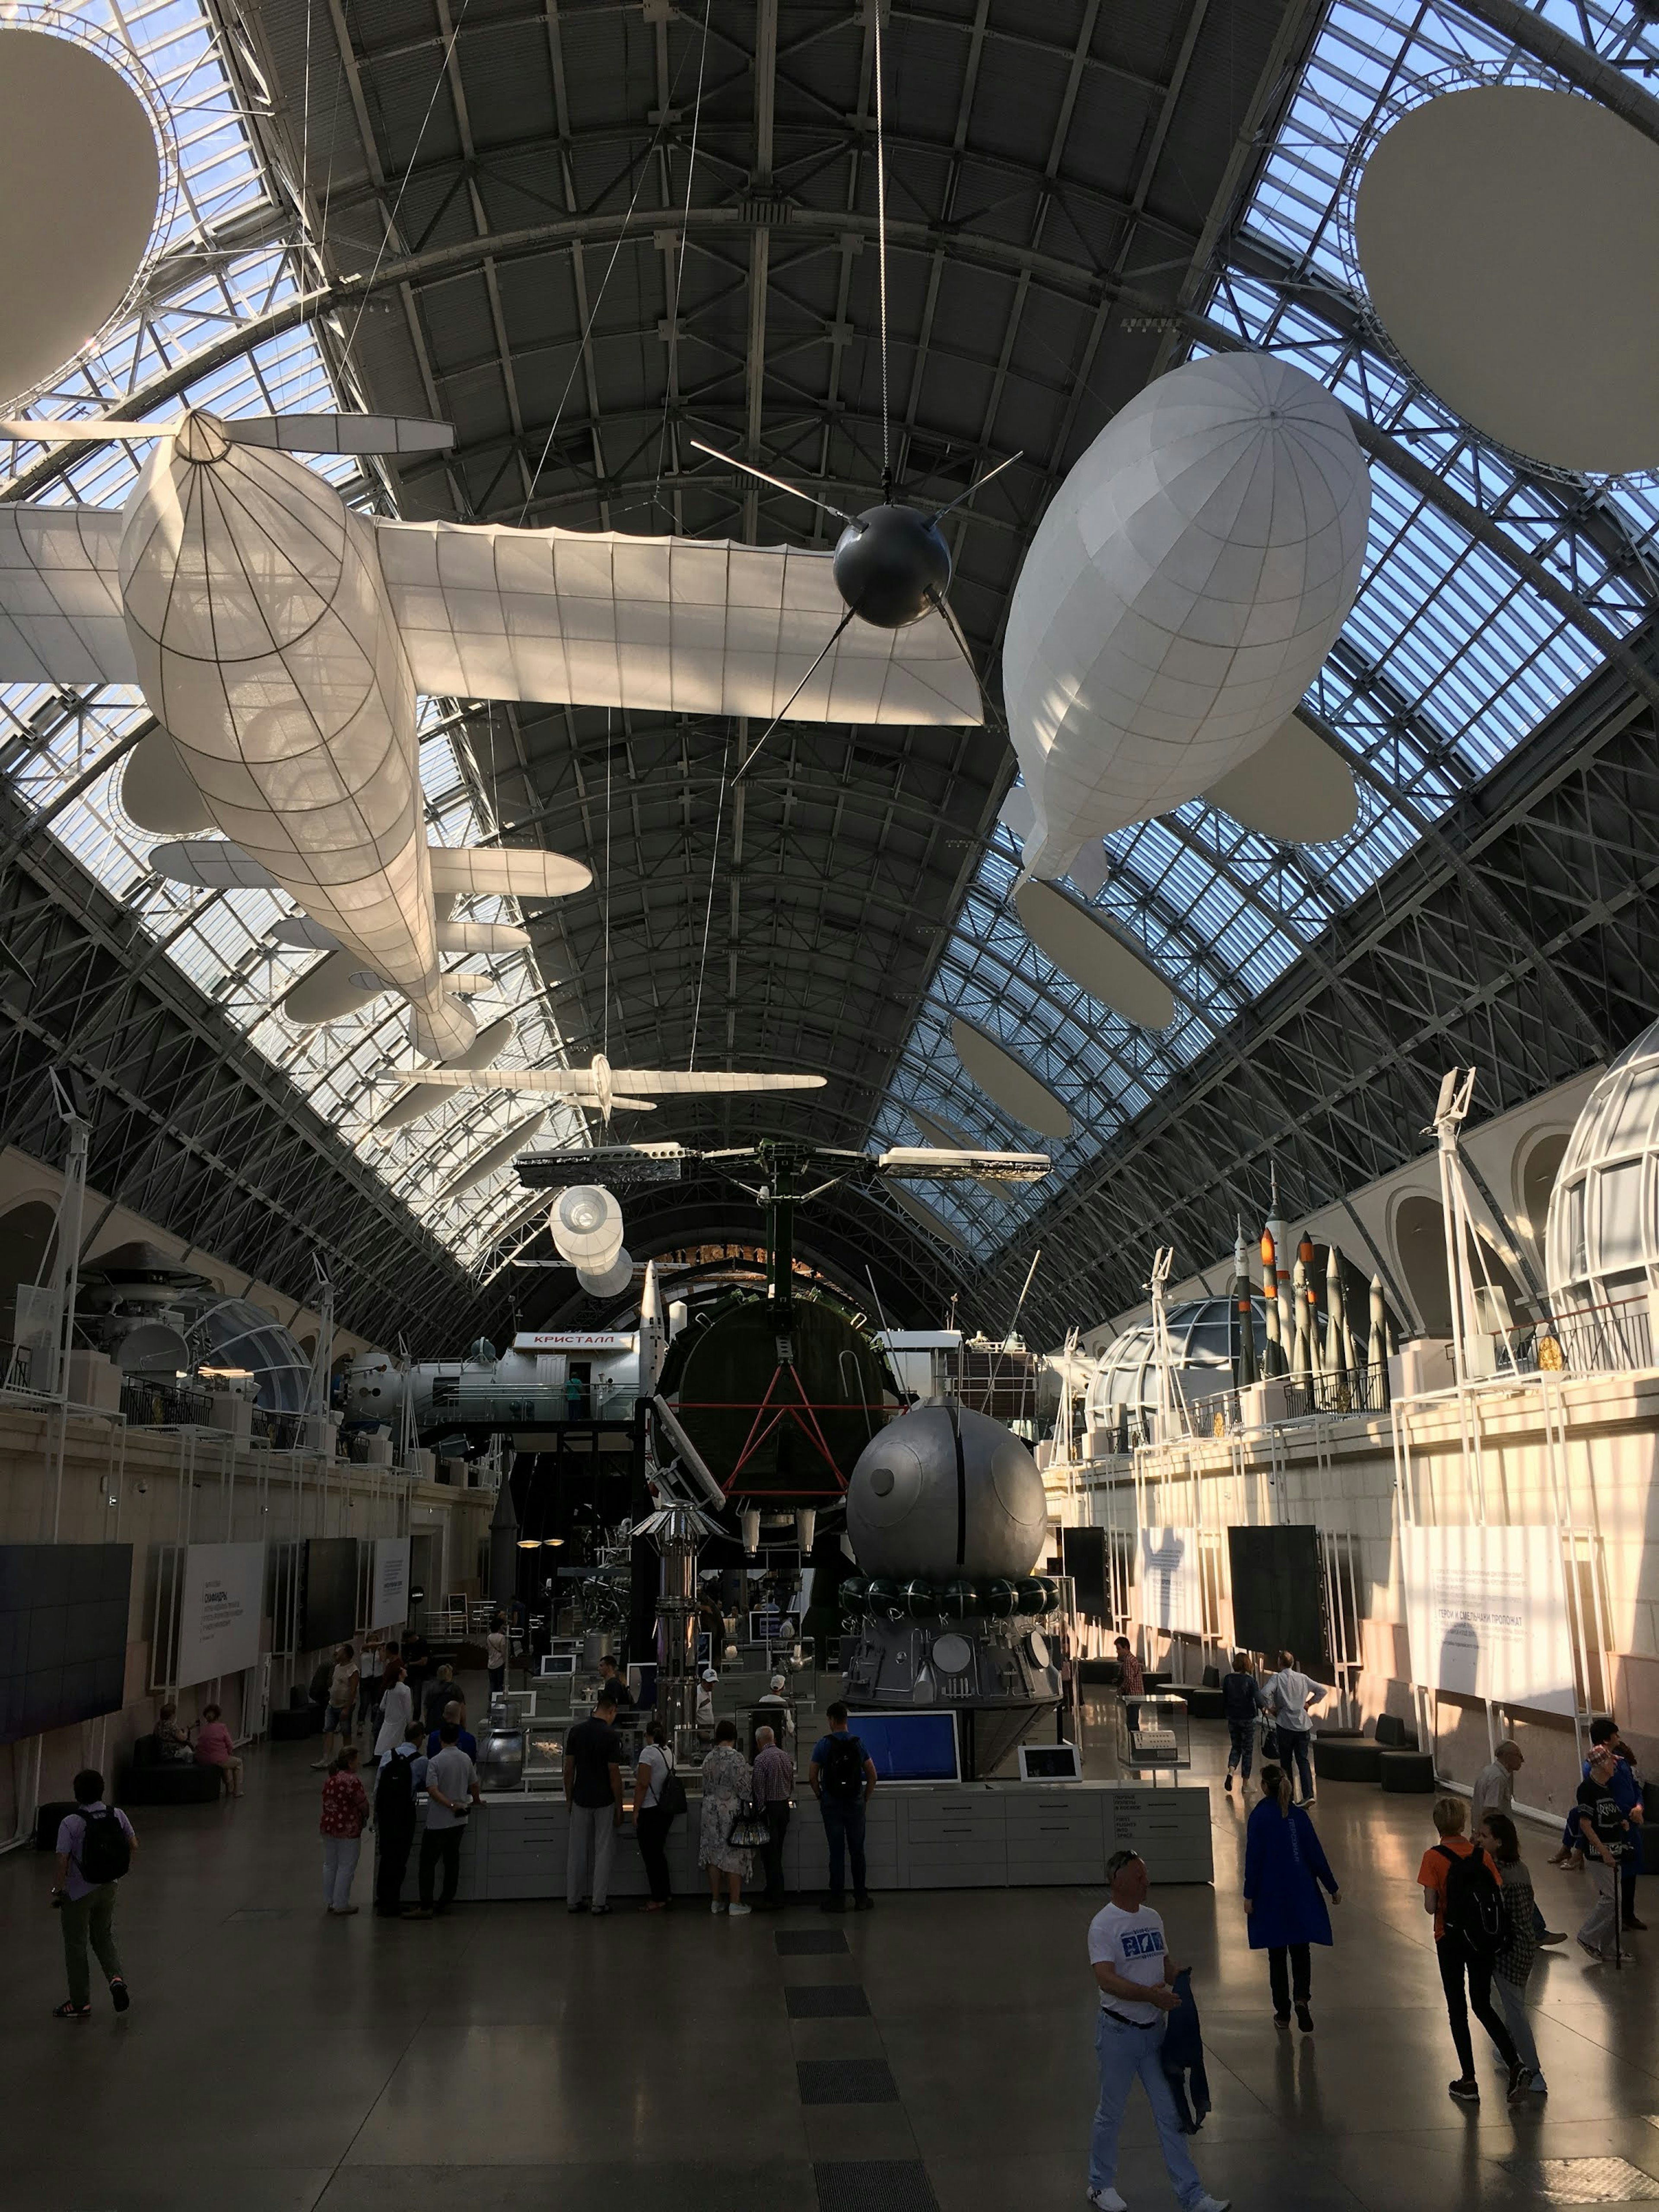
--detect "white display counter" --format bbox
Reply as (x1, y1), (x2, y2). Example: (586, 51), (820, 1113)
(394, 1780), (1212, 1903)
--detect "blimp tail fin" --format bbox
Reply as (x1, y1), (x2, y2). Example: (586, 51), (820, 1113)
(410, 986), (478, 1065)
(0, 413), (453, 456)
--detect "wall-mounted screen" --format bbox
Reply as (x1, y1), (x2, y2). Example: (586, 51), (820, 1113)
(847, 1709), (961, 1784)
(300, 1537), (358, 1650)
(1062, 1526), (1108, 1614)
(0, 1543), (131, 1744)
(1019, 1742), (1082, 1783)
(1227, 1525), (1333, 1681)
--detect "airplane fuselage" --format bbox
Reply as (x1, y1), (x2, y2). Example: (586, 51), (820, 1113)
(117, 408), (474, 1060)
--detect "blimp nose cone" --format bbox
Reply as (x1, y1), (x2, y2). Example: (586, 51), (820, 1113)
(174, 408), (230, 464)
(832, 502), (952, 628)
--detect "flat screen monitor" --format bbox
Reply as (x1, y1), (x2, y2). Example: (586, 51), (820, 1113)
(847, 1709), (960, 1784)
(1226, 1525), (1334, 1681)
(538, 1653), (577, 1678)
(0, 1542), (132, 1745)
(300, 1536), (358, 1650)
(1018, 1741), (1082, 1783)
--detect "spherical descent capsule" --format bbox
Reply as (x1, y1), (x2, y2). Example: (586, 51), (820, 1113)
(845, 1403), (1048, 1582)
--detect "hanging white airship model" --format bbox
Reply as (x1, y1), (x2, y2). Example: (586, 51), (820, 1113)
(1001, 352), (1371, 883)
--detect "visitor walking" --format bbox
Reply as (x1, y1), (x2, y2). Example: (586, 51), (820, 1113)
(374, 1724), (424, 1916)
(1259, 1652), (1323, 1807)
(809, 1701), (878, 1913)
(1243, 1761), (1341, 2030)
(373, 1659), (413, 1763)
(486, 1614), (509, 1696)
(194, 1703), (244, 1797)
(1220, 1654), (1262, 1795)
(315, 1643), (360, 1770)
(564, 1688), (624, 1915)
(633, 1721), (680, 1910)
(1085, 1849), (1230, 2212)
(406, 1720), (479, 1920)
(1473, 1740), (1565, 1945)
(320, 1746), (370, 1916)
(751, 1722), (795, 1907)
(1418, 1795), (1526, 2103)
(699, 1718), (755, 1916)
(51, 1769), (135, 2021)
(1480, 1812), (1548, 2096)
(1573, 1742), (1637, 1961)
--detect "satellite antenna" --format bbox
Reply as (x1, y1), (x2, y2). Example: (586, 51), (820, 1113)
(687, 10), (1017, 779)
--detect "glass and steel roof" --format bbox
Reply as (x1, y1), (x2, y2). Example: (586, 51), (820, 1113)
(875, 0), (1659, 1259)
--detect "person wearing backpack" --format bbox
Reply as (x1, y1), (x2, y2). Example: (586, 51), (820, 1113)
(374, 1725), (425, 1916)
(634, 1719), (685, 1909)
(51, 1767), (136, 2020)
(809, 1701), (877, 1912)
(1417, 1795), (1527, 2104)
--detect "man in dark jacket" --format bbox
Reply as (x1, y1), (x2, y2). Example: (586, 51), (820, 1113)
(374, 1725), (424, 1916)
(1221, 1654), (1263, 1796)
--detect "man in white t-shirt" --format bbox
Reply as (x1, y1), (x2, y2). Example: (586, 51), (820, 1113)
(1260, 1651), (1324, 1808)
(1086, 1851), (1229, 2212)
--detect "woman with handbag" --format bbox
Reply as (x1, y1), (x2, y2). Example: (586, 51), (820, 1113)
(699, 1719), (758, 1916)
(635, 1722), (684, 1910)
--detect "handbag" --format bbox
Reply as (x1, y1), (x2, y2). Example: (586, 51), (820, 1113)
(726, 1799), (771, 1850)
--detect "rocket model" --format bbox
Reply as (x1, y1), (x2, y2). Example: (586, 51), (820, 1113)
(1233, 1217), (1259, 1387)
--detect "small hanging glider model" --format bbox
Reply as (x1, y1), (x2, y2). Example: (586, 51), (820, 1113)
(0, 403), (982, 1060)
(383, 1051), (827, 1125)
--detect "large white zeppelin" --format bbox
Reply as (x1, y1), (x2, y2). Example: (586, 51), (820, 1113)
(1001, 353), (1371, 880)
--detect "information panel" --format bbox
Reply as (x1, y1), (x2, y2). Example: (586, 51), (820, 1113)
(1227, 1526), (1333, 1681)
(173, 1541), (265, 1688)
(1138, 1526), (1202, 1638)
(1401, 1522), (1575, 1716)
(369, 1536), (411, 1630)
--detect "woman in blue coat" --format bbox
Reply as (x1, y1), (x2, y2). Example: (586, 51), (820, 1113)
(1243, 1762), (1341, 2031)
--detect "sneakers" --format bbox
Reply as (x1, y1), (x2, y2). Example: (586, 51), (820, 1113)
(588, 1905), (613, 1917)
(110, 1977), (130, 2014)
(1530, 2077), (1549, 2096)
(1273, 2012), (1290, 2030)
(728, 1901), (753, 1917)
(1538, 1929), (1567, 1946)
(1085, 2189), (1128, 2211)
(1190, 2198), (1232, 2212)
(1224, 1773), (1233, 1794)
(854, 1893), (875, 1911)
(1506, 2061), (1533, 2103)
(1295, 2003), (1314, 2033)
(1576, 1937), (1606, 1961)
(1625, 1915), (1648, 1932)
(710, 1899), (728, 1914)
(567, 1902), (588, 1915)
(52, 2001), (92, 2021)
(401, 1907), (434, 1921)
(1448, 2078), (1480, 2104)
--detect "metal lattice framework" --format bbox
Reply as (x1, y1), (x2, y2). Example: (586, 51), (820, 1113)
(8, 0), (1659, 1344)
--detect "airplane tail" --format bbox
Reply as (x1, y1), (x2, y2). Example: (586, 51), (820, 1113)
(410, 986), (477, 1064)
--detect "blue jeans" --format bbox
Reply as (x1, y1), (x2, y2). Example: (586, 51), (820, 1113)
(1226, 1720), (1255, 1778)
(821, 1795), (868, 1897)
(1090, 2011), (1206, 2207)
(1279, 1729), (1313, 1802)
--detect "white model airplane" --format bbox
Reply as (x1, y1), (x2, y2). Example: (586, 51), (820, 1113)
(385, 1051), (826, 1123)
(0, 405), (980, 1062)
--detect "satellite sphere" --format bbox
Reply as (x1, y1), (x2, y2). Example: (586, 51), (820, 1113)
(833, 503), (952, 628)
(846, 1402), (1048, 1582)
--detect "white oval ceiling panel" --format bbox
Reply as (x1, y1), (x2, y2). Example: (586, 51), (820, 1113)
(1013, 879), (1175, 1030)
(120, 728), (212, 836)
(1354, 86), (1659, 474)
(1202, 717), (1359, 844)
(375, 1015), (518, 1132)
(0, 29), (164, 405)
(280, 950), (384, 1027)
(950, 1017), (1072, 1139)
(437, 1110), (547, 1200)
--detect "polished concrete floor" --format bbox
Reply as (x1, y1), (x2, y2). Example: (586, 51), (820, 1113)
(5, 1713), (1658, 2212)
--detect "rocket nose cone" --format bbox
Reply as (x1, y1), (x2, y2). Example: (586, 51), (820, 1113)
(174, 408), (231, 464)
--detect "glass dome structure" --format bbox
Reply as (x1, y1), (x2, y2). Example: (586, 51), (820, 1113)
(1546, 1016), (1659, 1324)
(1085, 1295), (1263, 1432)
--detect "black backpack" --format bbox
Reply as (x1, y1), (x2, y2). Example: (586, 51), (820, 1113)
(376, 1752), (417, 1821)
(1438, 1843), (1504, 1960)
(76, 1806), (131, 1886)
(821, 1732), (866, 1802)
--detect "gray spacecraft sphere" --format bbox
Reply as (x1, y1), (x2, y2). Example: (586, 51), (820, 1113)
(846, 1404), (1048, 1581)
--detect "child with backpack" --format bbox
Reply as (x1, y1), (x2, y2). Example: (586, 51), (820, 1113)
(1417, 1795), (1528, 2104)
(51, 1767), (136, 2020)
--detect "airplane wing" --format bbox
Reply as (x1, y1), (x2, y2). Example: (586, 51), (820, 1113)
(0, 505), (133, 685)
(375, 520), (981, 727)
(151, 838), (588, 899)
(387, 1066), (825, 1096)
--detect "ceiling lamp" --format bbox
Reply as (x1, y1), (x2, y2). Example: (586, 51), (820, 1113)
(552, 1185), (623, 1272)
(1353, 85), (1659, 476)
(1000, 353), (1369, 879)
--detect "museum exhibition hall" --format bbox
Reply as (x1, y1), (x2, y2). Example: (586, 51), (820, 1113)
(9, 0), (1659, 2207)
